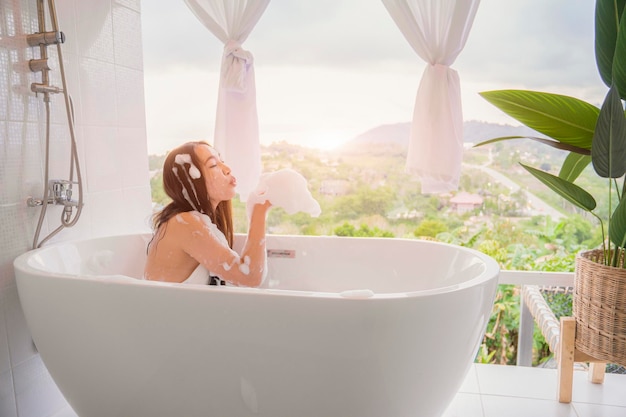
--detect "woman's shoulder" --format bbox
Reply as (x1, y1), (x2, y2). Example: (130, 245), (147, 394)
(163, 210), (230, 249)
(166, 210), (209, 227)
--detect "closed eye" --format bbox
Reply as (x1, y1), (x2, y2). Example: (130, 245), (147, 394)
(204, 156), (218, 169)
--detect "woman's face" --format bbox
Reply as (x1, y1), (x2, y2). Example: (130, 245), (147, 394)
(195, 144), (237, 208)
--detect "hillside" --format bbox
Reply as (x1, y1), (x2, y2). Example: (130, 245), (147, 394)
(341, 120), (540, 150)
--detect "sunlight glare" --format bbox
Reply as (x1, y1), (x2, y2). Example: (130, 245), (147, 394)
(298, 129), (353, 151)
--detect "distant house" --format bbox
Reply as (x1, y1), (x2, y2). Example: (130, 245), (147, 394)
(449, 192), (483, 214)
(319, 179), (350, 196)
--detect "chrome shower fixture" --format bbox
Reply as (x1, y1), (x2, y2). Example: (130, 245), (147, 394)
(27, 180), (79, 209)
(30, 83), (62, 94)
(26, 30), (65, 47)
(28, 1), (66, 98)
(28, 0), (85, 249)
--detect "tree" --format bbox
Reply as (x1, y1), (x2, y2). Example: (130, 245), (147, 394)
(333, 223), (394, 237)
(413, 219), (447, 238)
(332, 186), (395, 219)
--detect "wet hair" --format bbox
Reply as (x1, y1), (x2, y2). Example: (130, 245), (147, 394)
(150, 141), (234, 248)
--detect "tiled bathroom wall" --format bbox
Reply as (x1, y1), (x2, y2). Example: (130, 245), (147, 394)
(0, 0), (152, 415)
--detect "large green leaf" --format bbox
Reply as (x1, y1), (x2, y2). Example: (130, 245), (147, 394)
(613, 3), (626, 98)
(559, 153), (592, 182)
(521, 163), (597, 212)
(595, 0), (625, 88)
(479, 90), (599, 149)
(474, 136), (590, 154)
(592, 84), (626, 178)
(609, 196), (626, 247)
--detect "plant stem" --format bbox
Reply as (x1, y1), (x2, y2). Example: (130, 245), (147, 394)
(591, 213), (608, 264)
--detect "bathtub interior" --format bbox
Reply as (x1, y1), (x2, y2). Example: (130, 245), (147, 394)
(263, 234), (493, 294)
(24, 233), (497, 295)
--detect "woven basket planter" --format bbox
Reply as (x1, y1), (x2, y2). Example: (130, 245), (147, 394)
(574, 249), (626, 366)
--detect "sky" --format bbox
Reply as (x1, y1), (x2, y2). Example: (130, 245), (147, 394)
(140, 0), (604, 155)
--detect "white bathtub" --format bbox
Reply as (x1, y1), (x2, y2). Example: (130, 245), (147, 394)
(14, 233), (499, 417)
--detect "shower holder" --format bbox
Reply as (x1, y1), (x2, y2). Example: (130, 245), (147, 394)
(26, 30), (65, 47)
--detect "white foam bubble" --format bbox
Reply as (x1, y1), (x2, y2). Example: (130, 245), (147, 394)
(174, 153), (191, 165)
(246, 169), (321, 218)
(189, 166), (201, 179)
(238, 255), (251, 275)
(172, 166), (199, 212)
(85, 250), (114, 274)
(175, 153), (202, 179)
(198, 213), (230, 247)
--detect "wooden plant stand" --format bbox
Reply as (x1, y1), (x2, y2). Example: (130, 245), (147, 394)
(521, 286), (609, 404)
(557, 316), (606, 403)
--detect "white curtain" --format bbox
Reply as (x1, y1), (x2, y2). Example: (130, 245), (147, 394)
(382, 0), (480, 194)
(184, 0), (270, 200)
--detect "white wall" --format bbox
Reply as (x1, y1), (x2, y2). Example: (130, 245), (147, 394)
(0, 0), (152, 415)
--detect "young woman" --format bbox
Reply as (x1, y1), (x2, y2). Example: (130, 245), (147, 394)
(144, 141), (271, 287)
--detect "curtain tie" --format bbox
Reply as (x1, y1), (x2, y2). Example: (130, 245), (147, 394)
(221, 40), (254, 93)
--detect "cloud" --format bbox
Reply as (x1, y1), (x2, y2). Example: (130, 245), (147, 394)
(141, 0), (608, 153)
(143, 0), (598, 77)
(458, 0), (601, 92)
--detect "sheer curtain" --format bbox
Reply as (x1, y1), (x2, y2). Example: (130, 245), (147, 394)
(184, 0), (270, 200)
(382, 0), (480, 193)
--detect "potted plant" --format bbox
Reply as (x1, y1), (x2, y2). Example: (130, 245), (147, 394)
(476, 0), (626, 366)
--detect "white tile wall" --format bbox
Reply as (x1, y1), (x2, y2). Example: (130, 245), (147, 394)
(0, 0), (151, 415)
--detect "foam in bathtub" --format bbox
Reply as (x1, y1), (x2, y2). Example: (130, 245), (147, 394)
(85, 250), (115, 274)
(339, 289), (375, 299)
(246, 169), (321, 218)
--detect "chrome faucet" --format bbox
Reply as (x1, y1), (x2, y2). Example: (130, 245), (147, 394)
(27, 179), (78, 208)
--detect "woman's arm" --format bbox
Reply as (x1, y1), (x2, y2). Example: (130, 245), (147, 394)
(178, 204), (270, 287)
(236, 201), (271, 285)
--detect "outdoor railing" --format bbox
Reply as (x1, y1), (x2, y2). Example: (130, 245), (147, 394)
(497, 270), (575, 367)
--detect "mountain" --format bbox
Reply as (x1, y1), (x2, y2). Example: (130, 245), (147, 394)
(342, 120), (539, 149)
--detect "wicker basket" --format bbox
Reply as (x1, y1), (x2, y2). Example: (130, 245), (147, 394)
(574, 249), (626, 366)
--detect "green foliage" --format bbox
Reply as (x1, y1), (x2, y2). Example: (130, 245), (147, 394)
(333, 222), (394, 238)
(332, 186), (396, 220)
(150, 172), (170, 206)
(148, 154), (167, 171)
(595, 0), (626, 94)
(478, 90), (598, 150)
(413, 219), (447, 238)
(477, 0), (626, 266)
(481, 285), (519, 365)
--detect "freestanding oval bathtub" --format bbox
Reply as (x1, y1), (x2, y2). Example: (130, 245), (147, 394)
(14, 233), (499, 417)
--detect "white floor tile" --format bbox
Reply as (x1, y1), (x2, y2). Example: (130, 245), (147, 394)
(13, 355), (68, 417)
(475, 364), (558, 400)
(0, 369), (17, 417)
(442, 393), (483, 417)
(572, 402), (626, 417)
(481, 395), (577, 417)
(570, 371), (626, 407)
(50, 405), (78, 417)
(458, 365), (480, 394)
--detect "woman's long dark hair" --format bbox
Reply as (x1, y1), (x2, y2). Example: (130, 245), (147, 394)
(150, 141), (234, 248)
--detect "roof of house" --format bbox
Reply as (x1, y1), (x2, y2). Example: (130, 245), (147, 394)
(450, 191), (483, 205)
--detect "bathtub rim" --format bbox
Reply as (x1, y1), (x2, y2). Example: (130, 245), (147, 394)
(13, 233), (500, 300)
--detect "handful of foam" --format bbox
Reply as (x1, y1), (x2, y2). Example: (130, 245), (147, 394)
(247, 169), (321, 218)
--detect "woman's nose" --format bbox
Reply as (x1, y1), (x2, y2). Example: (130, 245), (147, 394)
(221, 162), (231, 175)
